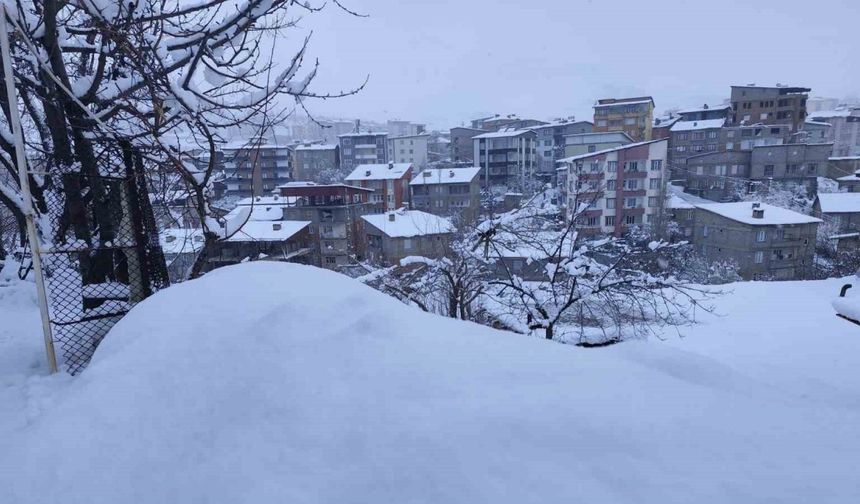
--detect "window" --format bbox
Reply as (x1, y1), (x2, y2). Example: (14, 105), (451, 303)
(764, 165), (774, 177)
(770, 128), (781, 135)
(606, 198), (616, 209)
(787, 164), (799, 174)
(607, 161), (618, 172)
(754, 251), (764, 264)
(325, 256), (337, 265)
(676, 146), (687, 152)
(707, 131), (718, 139)
(597, 120), (607, 127)
(648, 196), (659, 207)
(625, 215), (636, 225)
(676, 133), (689, 141)
(623, 179), (638, 190)
(756, 230), (766, 242)
(693, 132), (705, 141)
(703, 225), (709, 237)
(403, 238), (412, 250)
(626, 161), (639, 172)
(650, 159), (662, 171)
(743, 114), (751, 122)
(586, 216), (598, 227)
(760, 113), (769, 120)
(590, 162), (600, 172)
(806, 163), (818, 175)
(625, 197), (637, 208)
(587, 145), (597, 153)
(649, 178), (661, 190)
(727, 130), (736, 138)
(605, 216), (615, 226)
(625, 118), (636, 125)
(726, 142), (734, 150)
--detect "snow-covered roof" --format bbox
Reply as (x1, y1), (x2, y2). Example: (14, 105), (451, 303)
(696, 202), (822, 226)
(816, 193), (860, 214)
(805, 120), (832, 127)
(337, 131), (388, 138)
(666, 185), (712, 209)
(677, 104), (732, 114)
(527, 120), (593, 130)
(594, 99), (653, 108)
(410, 167), (481, 186)
(236, 195), (298, 207)
(653, 115), (681, 127)
(159, 229), (205, 255)
(472, 129), (533, 139)
(345, 163), (412, 181)
(388, 133), (430, 140)
(225, 204), (284, 222)
(831, 156), (860, 161)
(294, 144), (337, 151)
(556, 139), (665, 164)
(808, 109), (855, 119)
(669, 118), (726, 132)
(836, 172), (860, 181)
(362, 210), (454, 238)
(226, 220), (310, 242)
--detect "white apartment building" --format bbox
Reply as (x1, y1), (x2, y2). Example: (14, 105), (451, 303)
(387, 134), (429, 168)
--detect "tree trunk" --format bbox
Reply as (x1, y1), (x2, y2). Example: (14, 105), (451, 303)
(545, 324), (554, 340)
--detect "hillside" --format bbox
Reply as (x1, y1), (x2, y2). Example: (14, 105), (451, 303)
(1, 263), (859, 503)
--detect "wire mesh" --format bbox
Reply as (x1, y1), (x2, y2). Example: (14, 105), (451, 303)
(39, 169), (169, 374)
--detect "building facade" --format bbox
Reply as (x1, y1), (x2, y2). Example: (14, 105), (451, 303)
(338, 132), (388, 172)
(277, 183), (373, 270)
(592, 97), (655, 142)
(562, 132), (633, 159)
(344, 163), (413, 213)
(749, 142), (833, 193)
(669, 118), (726, 178)
(531, 119), (593, 176)
(362, 210), (454, 265)
(450, 127), (486, 163)
(410, 167), (482, 222)
(472, 129), (538, 189)
(387, 134), (429, 168)
(729, 84), (811, 131)
(223, 141), (292, 196)
(693, 202), (819, 280)
(807, 108), (860, 157)
(292, 143), (339, 182)
(557, 139), (669, 236)
(684, 151), (752, 201)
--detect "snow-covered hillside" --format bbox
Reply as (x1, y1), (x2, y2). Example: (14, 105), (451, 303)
(1, 263), (859, 503)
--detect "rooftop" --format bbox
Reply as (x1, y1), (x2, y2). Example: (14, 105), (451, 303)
(472, 128), (535, 139)
(362, 210), (454, 238)
(556, 139), (665, 164)
(665, 185), (713, 209)
(677, 104), (732, 114)
(595, 96), (654, 107)
(696, 202), (821, 226)
(410, 167), (481, 186)
(337, 131), (388, 138)
(159, 229), (205, 255)
(670, 118), (726, 132)
(345, 163), (412, 181)
(294, 143), (337, 151)
(389, 134), (431, 140)
(226, 220), (311, 242)
(816, 193), (860, 214)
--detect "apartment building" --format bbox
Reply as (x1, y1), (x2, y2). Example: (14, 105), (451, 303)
(669, 118), (726, 177)
(472, 129), (538, 189)
(410, 167), (482, 222)
(277, 183), (373, 270)
(386, 120), (425, 137)
(387, 134), (429, 168)
(676, 104), (732, 122)
(592, 97), (655, 142)
(652, 114), (681, 141)
(749, 142), (833, 193)
(722, 123), (791, 152)
(531, 119), (593, 176)
(807, 108), (860, 157)
(338, 132), (388, 172)
(223, 140), (292, 196)
(683, 151), (752, 201)
(729, 84), (811, 131)
(362, 210), (454, 265)
(563, 131), (633, 159)
(557, 139), (669, 236)
(450, 127), (486, 163)
(344, 162), (413, 213)
(292, 143), (339, 182)
(471, 114), (547, 132)
(834, 157), (860, 190)
(693, 202), (819, 280)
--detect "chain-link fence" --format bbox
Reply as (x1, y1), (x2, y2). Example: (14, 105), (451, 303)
(40, 167), (169, 374)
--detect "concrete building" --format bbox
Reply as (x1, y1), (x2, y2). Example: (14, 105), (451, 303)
(530, 119), (593, 177)
(652, 113), (681, 141)
(362, 210), (454, 265)
(749, 143), (833, 193)
(563, 131), (633, 159)
(450, 127), (486, 163)
(833, 157), (860, 190)
(277, 183), (373, 270)
(386, 120), (425, 137)
(814, 193), (860, 233)
(684, 151), (752, 201)
(471, 114), (547, 132)
(806, 108), (860, 157)
(669, 118), (726, 178)
(223, 140), (292, 196)
(207, 220), (312, 271)
(693, 202), (820, 280)
(344, 162), (413, 213)
(387, 134), (429, 168)
(472, 129), (538, 189)
(722, 123), (791, 152)
(292, 143), (339, 182)
(592, 97), (655, 142)
(338, 132), (388, 172)
(676, 104), (732, 122)
(807, 97), (842, 113)
(729, 84), (811, 131)
(427, 133), (450, 163)
(557, 139), (669, 236)
(410, 167), (482, 222)
(798, 120), (833, 145)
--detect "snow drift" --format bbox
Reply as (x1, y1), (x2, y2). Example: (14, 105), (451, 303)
(2, 262), (859, 503)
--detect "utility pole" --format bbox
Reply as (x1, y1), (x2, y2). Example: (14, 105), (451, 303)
(0, 6), (58, 373)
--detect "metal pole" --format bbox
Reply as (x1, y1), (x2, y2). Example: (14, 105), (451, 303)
(0, 7), (58, 373)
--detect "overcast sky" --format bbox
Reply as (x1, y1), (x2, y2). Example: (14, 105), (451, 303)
(286, 0), (858, 129)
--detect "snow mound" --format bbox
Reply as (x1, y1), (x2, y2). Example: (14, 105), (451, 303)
(2, 263), (860, 503)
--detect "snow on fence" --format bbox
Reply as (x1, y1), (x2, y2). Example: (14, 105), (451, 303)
(39, 172), (169, 374)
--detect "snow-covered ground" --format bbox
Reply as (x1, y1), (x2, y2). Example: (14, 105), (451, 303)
(1, 262), (859, 503)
